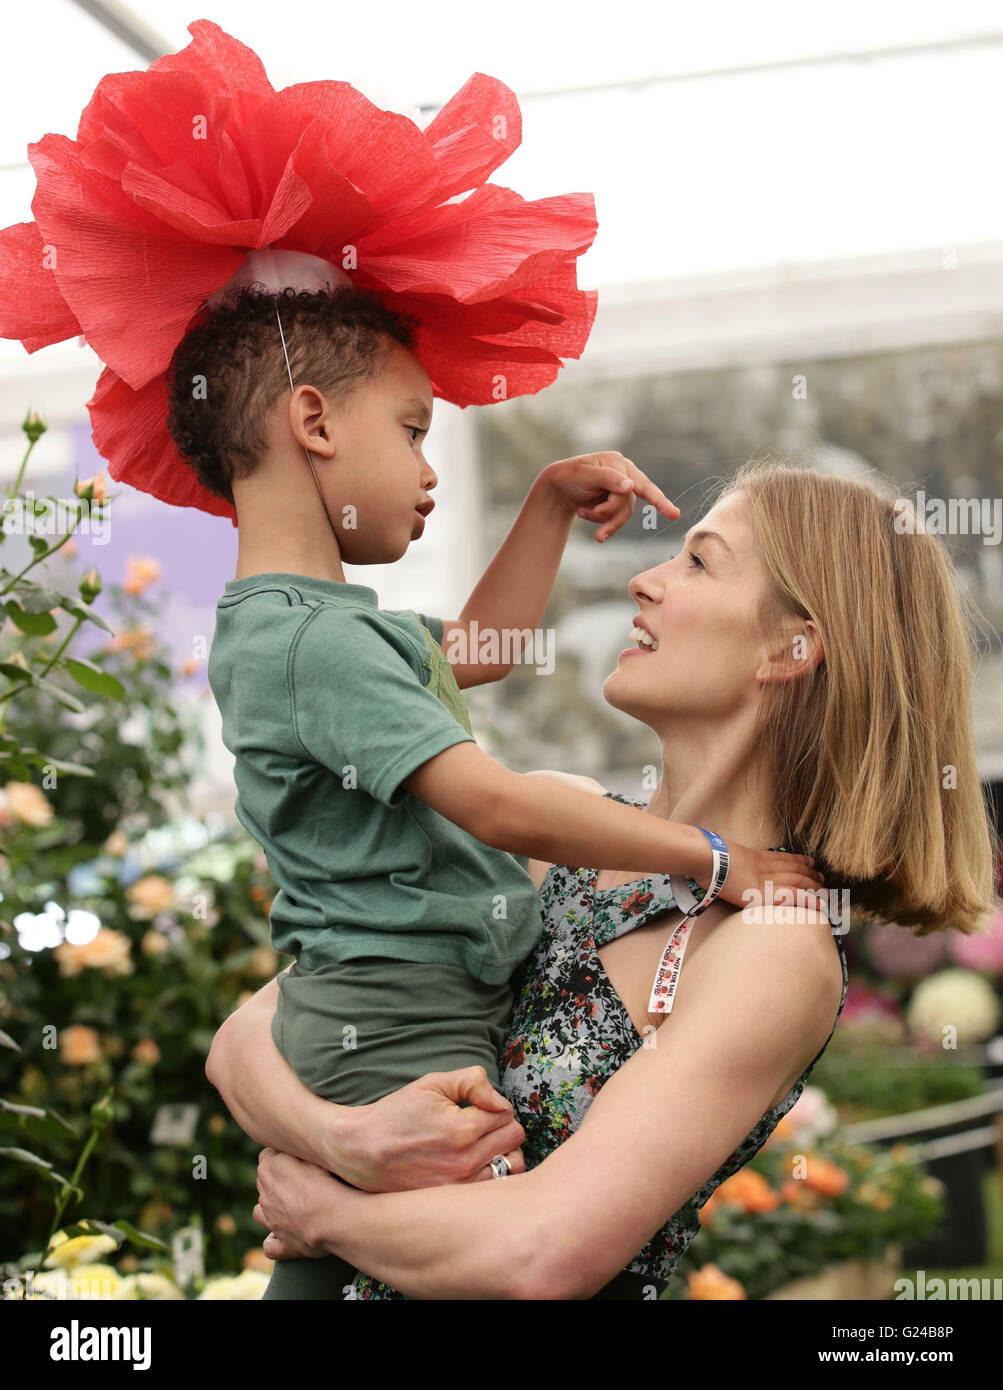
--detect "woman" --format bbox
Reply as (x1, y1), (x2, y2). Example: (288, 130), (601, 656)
(208, 459), (1000, 1299)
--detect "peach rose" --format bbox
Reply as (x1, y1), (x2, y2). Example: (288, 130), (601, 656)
(54, 927), (134, 978)
(140, 930), (170, 957)
(131, 1038), (160, 1066)
(123, 556), (162, 595)
(687, 1263), (747, 1300)
(105, 624), (154, 661)
(4, 782), (54, 827)
(61, 1025), (102, 1065)
(103, 829), (129, 857)
(248, 945), (278, 978)
(74, 473), (107, 502)
(126, 875), (175, 917)
(242, 1248), (274, 1273)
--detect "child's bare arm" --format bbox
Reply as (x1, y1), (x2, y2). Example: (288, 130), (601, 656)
(439, 454), (678, 689)
(400, 742), (823, 906)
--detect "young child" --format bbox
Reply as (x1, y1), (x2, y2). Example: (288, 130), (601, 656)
(0, 20), (822, 1299)
(185, 275), (820, 1304)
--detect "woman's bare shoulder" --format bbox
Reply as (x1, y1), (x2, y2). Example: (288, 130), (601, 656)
(683, 902), (844, 1079)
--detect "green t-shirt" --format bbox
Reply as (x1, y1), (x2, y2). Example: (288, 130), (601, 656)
(208, 572), (542, 984)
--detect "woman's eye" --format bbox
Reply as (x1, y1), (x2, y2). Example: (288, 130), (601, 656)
(406, 426), (424, 444)
(688, 551), (704, 570)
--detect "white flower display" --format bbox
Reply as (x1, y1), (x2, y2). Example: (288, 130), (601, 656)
(906, 968), (1001, 1046)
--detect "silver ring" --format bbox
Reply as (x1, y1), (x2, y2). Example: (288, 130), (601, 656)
(490, 1154), (511, 1180)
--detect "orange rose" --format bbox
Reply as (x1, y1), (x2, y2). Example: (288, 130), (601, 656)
(803, 1157), (849, 1198)
(779, 1178), (820, 1210)
(687, 1263), (746, 1300)
(714, 1168), (781, 1214)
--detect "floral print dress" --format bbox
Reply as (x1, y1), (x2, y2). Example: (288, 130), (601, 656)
(349, 792), (848, 1300)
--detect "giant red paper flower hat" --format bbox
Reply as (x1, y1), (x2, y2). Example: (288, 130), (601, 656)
(0, 18), (598, 525)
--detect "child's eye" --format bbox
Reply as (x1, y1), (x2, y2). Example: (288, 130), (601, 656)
(406, 426), (425, 444)
(688, 551), (704, 570)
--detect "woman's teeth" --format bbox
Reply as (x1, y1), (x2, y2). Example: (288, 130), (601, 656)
(630, 625), (658, 651)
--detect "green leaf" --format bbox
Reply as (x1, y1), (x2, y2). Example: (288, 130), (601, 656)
(0, 757), (37, 779)
(58, 596), (114, 635)
(0, 1146), (52, 1169)
(31, 672), (85, 712)
(17, 587), (64, 614)
(4, 603), (57, 636)
(65, 658), (125, 700)
(0, 661), (32, 682)
(113, 1219), (170, 1253)
(0, 1099), (46, 1120)
(32, 755), (95, 778)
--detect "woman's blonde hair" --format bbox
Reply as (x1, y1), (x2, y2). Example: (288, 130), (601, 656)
(716, 456), (1001, 937)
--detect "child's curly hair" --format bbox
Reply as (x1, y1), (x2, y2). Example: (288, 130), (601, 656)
(166, 284), (421, 506)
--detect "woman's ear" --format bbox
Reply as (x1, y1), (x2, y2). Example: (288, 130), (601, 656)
(756, 620), (824, 685)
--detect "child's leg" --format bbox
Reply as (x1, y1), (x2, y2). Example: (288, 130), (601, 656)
(261, 957), (514, 1300)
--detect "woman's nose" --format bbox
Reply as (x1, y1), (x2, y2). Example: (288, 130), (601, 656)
(628, 567), (665, 605)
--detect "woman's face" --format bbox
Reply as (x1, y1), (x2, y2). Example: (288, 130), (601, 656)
(603, 489), (776, 728)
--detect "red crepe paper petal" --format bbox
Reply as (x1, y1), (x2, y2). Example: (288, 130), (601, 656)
(422, 72), (523, 201)
(0, 220), (81, 350)
(88, 366), (237, 525)
(359, 185), (597, 300)
(28, 132), (245, 389)
(0, 17), (599, 518)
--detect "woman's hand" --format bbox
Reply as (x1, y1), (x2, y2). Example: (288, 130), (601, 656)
(253, 1147), (356, 1259)
(349, 1066), (527, 1190)
(714, 842), (826, 912)
(540, 452), (679, 543)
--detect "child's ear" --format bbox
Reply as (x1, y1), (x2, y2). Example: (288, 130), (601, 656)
(289, 385), (337, 459)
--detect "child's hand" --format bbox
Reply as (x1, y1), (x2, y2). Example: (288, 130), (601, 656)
(541, 451), (680, 543)
(711, 843), (826, 913)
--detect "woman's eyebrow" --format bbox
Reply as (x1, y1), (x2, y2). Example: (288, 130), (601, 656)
(403, 397), (432, 427)
(684, 528), (733, 557)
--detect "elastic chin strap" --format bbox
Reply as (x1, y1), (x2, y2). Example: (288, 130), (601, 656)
(273, 300), (342, 546)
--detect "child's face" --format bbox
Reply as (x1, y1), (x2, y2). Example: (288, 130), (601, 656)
(322, 338), (438, 565)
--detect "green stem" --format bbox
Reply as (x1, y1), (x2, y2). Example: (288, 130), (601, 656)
(36, 614), (83, 679)
(6, 438), (36, 501)
(1, 528), (79, 597)
(30, 1124), (103, 1288)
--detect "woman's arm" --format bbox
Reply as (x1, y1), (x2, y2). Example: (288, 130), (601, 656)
(257, 904), (842, 1298)
(205, 974), (526, 1191)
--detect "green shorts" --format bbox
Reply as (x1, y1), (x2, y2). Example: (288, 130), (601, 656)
(262, 955), (515, 1300)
